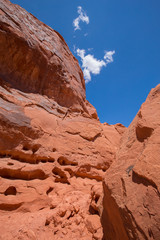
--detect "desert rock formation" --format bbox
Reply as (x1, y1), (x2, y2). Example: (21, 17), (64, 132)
(102, 84), (160, 240)
(0, 0), (86, 110)
(0, 0), (159, 239)
(0, 0), (123, 239)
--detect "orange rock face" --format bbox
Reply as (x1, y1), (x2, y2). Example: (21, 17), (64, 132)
(0, 0), (159, 240)
(102, 84), (160, 240)
(0, 1), (123, 239)
(0, 0), (86, 111)
(0, 83), (123, 240)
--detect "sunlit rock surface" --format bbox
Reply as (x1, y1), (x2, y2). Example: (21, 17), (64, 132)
(0, 0), (160, 239)
(0, 0), (123, 239)
(102, 84), (160, 240)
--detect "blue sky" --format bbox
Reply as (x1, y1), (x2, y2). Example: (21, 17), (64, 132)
(11, 0), (160, 126)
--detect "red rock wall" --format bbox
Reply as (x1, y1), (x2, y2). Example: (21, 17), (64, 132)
(102, 84), (160, 240)
(0, 0), (159, 239)
(0, 1), (124, 239)
(0, 0), (86, 110)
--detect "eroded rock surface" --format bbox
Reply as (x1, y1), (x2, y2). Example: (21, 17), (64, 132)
(102, 84), (160, 240)
(0, 82), (123, 240)
(0, 0), (123, 239)
(0, 0), (159, 239)
(0, 0), (86, 110)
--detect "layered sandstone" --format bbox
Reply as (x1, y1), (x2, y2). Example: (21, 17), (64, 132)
(0, 0), (123, 239)
(0, 0), (160, 240)
(0, 76), (124, 240)
(102, 84), (160, 240)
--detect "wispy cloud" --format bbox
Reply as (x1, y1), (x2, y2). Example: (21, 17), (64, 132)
(104, 50), (115, 63)
(73, 6), (89, 31)
(76, 48), (115, 83)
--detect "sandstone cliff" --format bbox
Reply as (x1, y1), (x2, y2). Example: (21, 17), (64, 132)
(0, 0), (86, 111)
(0, 0), (123, 239)
(102, 84), (160, 240)
(0, 0), (159, 240)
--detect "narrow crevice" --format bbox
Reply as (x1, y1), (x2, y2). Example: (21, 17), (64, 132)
(89, 205), (100, 216)
(46, 187), (53, 195)
(121, 178), (127, 197)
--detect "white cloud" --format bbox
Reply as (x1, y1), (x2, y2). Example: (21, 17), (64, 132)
(76, 48), (115, 83)
(73, 6), (89, 31)
(104, 50), (115, 63)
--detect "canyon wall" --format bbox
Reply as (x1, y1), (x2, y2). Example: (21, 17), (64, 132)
(0, 0), (159, 239)
(102, 84), (160, 240)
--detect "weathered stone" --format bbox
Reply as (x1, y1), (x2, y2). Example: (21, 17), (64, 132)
(0, 1), (159, 239)
(102, 84), (160, 240)
(0, 1), (122, 239)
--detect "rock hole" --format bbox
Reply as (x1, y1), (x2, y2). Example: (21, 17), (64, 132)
(59, 211), (66, 218)
(45, 219), (50, 226)
(102, 168), (107, 172)
(23, 144), (40, 154)
(4, 186), (17, 196)
(7, 162), (14, 166)
(136, 125), (154, 142)
(52, 148), (56, 152)
(23, 145), (30, 151)
(48, 158), (55, 163)
(50, 205), (56, 210)
(0, 203), (22, 211)
(0, 168), (47, 180)
(67, 211), (75, 220)
(52, 167), (60, 176)
(46, 187), (53, 195)
(41, 160), (46, 163)
(0, 153), (7, 158)
(37, 157), (55, 163)
(32, 144), (40, 154)
(89, 205), (99, 216)
(58, 156), (78, 166)
(95, 195), (100, 204)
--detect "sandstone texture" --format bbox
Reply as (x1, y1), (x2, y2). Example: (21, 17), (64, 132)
(0, 0), (160, 240)
(102, 84), (160, 240)
(0, 1), (123, 239)
(0, 76), (122, 240)
(0, 0), (86, 110)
